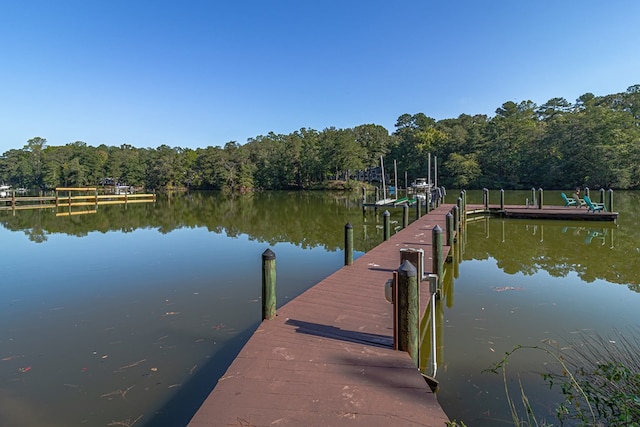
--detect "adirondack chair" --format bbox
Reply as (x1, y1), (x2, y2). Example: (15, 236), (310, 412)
(561, 192), (578, 206)
(583, 195), (606, 212)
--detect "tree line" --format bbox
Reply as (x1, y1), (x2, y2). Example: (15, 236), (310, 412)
(1, 84), (639, 191)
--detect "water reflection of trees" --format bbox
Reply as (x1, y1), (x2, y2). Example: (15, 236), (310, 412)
(3, 190), (638, 288)
(0, 191), (384, 251)
(461, 194), (639, 291)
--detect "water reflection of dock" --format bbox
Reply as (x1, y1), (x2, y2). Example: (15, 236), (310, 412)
(0, 187), (156, 213)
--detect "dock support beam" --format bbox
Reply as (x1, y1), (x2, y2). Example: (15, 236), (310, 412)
(344, 223), (353, 266)
(396, 260), (419, 366)
(262, 249), (277, 320)
(608, 189), (614, 212)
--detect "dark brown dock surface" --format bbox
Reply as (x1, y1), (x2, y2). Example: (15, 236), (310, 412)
(188, 204), (454, 427)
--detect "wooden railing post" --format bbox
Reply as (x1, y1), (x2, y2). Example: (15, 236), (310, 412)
(396, 260), (419, 366)
(344, 223), (353, 266)
(262, 249), (276, 320)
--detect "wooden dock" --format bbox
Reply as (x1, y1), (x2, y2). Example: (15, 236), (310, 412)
(187, 199), (619, 426)
(0, 187), (156, 212)
(188, 204), (455, 427)
(466, 204), (618, 221)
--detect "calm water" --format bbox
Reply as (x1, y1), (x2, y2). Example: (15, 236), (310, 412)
(1, 190), (638, 426)
(430, 190), (640, 426)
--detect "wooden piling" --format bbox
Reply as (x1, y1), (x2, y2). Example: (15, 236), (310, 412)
(344, 223), (353, 266)
(500, 189), (505, 210)
(531, 187), (536, 206)
(383, 210), (390, 241)
(608, 189), (614, 212)
(432, 225), (443, 286)
(262, 249), (276, 320)
(402, 203), (409, 229)
(538, 188), (544, 209)
(452, 204), (459, 231)
(446, 212), (454, 247)
(396, 260), (419, 366)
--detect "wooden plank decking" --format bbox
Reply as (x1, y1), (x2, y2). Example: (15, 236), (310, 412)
(188, 204), (455, 427)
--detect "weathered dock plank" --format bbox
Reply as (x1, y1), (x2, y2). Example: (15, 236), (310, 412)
(188, 205), (454, 427)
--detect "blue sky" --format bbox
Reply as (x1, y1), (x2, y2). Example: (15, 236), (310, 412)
(1, 1), (639, 154)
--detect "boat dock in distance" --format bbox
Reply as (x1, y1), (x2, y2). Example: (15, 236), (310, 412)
(0, 186), (156, 213)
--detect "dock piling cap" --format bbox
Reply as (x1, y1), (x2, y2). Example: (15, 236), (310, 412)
(262, 248), (276, 260)
(398, 259), (417, 277)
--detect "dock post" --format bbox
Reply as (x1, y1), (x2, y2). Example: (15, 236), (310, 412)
(500, 189), (505, 211)
(584, 186), (590, 197)
(402, 203), (409, 229)
(396, 260), (419, 366)
(344, 223), (353, 266)
(383, 210), (391, 241)
(531, 187), (536, 207)
(607, 189), (614, 212)
(446, 212), (454, 247)
(600, 188), (605, 204)
(262, 249), (277, 320)
(432, 225), (443, 288)
(415, 200), (421, 220)
(537, 188), (544, 209)
(452, 204), (459, 231)
(482, 188), (489, 210)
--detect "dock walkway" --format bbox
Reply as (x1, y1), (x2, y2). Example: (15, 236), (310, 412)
(188, 205), (455, 427)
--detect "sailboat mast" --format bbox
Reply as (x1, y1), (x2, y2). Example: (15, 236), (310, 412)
(380, 156), (386, 200)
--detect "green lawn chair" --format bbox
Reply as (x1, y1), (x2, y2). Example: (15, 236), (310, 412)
(561, 192), (578, 206)
(583, 195), (606, 212)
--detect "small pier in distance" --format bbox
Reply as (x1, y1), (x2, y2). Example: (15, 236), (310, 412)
(188, 205), (454, 427)
(0, 187), (156, 214)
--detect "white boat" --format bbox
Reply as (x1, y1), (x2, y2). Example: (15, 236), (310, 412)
(411, 178), (431, 191)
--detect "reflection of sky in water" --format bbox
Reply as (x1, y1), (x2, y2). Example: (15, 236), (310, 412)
(0, 226), (346, 426)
